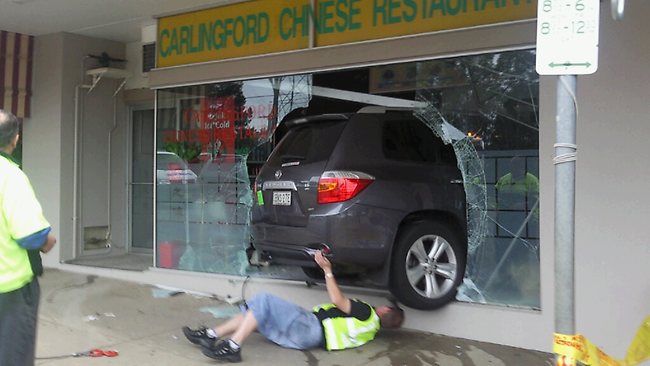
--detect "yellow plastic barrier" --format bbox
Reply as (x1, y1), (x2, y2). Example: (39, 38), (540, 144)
(627, 316), (650, 365)
(553, 315), (650, 366)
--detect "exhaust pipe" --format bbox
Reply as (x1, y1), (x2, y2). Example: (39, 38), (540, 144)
(305, 243), (333, 257)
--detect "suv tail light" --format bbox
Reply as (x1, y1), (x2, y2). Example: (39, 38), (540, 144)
(317, 171), (375, 204)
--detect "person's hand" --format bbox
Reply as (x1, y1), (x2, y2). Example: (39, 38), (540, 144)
(314, 250), (332, 272)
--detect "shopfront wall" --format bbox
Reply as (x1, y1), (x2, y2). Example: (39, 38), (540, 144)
(150, 0), (551, 348)
(140, 0), (650, 354)
(26, 33), (128, 266)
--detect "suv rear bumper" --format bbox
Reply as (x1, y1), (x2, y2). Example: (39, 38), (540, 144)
(252, 204), (400, 270)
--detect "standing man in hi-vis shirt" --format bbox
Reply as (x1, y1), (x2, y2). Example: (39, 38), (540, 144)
(0, 109), (57, 366)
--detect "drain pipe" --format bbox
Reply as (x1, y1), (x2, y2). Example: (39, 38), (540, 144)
(105, 86), (121, 250)
(73, 84), (91, 257)
(73, 55), (93, 258)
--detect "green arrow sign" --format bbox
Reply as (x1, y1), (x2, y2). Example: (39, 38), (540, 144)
(549, 62), (592, 68)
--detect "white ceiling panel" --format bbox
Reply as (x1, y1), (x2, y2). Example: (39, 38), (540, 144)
(0, 0), (235, 42)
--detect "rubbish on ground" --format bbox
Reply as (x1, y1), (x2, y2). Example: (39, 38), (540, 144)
(83, 315), (98, 322)
(82, 312), (116, 322)
(200, 305), (240, 319)
(152, 287), (186, 298)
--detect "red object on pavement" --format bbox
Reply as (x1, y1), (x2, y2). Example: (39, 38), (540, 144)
(88, 349), (119, 357)
(73, 349), (119, 357)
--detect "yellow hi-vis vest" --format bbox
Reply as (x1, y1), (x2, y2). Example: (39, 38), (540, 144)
(313, 302), (380, 351)
(0, 155), (50, 293)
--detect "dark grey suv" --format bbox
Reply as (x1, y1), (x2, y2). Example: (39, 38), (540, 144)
(251, 107), (467, 309)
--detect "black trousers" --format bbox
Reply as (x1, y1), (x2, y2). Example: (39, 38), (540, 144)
(0, 278), (40, 366)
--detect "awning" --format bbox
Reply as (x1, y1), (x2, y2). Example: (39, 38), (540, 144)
(0, 30), (34, 119)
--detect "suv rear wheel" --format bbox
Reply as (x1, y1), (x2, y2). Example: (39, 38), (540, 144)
(390, 220), (466, 310)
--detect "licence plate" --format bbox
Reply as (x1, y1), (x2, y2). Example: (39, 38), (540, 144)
(272, 191), (292, 206)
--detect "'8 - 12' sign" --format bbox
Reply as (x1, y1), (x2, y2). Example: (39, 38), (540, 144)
(535, 0), (600, 75)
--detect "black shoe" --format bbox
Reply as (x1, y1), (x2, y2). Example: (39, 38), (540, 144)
(202, 339), (242, 363)
(182, 326), (218, 348)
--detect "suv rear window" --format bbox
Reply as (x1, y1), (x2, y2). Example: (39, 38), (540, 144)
(267, 120), (346, 166)
(382, 119), (446, 163)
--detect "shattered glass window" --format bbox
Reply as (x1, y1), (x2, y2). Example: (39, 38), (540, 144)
(155, 50), (539, 309)
(414, 51), (540, 308)
(155, 77), (312, 275)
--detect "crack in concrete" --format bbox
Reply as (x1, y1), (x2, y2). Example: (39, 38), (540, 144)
(45, 275), (97, 303)
(301, 349), (319, 366)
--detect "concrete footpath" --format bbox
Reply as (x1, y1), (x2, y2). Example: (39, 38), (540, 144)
(35, 269), (554, 365)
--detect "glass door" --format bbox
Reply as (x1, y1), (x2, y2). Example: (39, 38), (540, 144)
(130, 108), (154, 251)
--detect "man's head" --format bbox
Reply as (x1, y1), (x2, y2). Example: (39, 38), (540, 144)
(375, 305), (405, 329)
(0, 109), (20, 153)
(509, 156), (526, 179)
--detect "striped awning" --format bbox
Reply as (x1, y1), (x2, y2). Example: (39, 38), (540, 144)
(0, 31), (34, 118)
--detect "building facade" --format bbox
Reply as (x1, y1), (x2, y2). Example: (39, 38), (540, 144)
(5, 0), (648, 356)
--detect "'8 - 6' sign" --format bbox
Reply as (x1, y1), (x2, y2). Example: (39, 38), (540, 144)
(535, 0), (600, 75)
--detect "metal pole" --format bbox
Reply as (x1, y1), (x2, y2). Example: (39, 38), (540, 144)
(555, 74), (577, 360)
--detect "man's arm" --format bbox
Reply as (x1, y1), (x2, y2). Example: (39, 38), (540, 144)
(15, 227), (50, 250)
(15, 228), (56, 253)
(40, 233), (57, 253)
(314, 250), (351, 314)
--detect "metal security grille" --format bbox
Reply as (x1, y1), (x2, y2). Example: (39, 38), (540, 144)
(142, 43), (156, 73)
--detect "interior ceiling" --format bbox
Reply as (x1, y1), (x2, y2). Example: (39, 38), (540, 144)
(0, 0), (234, 43)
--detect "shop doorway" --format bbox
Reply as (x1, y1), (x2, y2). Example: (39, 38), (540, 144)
(129, 108), (154, 252)
(65, 104), (153, 271)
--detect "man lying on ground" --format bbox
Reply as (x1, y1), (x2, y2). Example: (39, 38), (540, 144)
(183, 250), (404, 363)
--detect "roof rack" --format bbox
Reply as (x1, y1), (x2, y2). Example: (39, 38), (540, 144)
(357, 105), (424, 114)
(284, 114), (349, 128)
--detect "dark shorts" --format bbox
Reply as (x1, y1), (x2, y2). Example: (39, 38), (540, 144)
(0, 278), (40, 366)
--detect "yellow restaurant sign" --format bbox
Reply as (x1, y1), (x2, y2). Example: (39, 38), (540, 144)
(158, 0), (537, 68)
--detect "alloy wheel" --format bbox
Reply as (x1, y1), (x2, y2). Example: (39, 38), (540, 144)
(404, 234), (458, 299)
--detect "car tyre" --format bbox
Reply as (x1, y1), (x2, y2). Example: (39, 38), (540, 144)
(390, 220), (466, 310)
